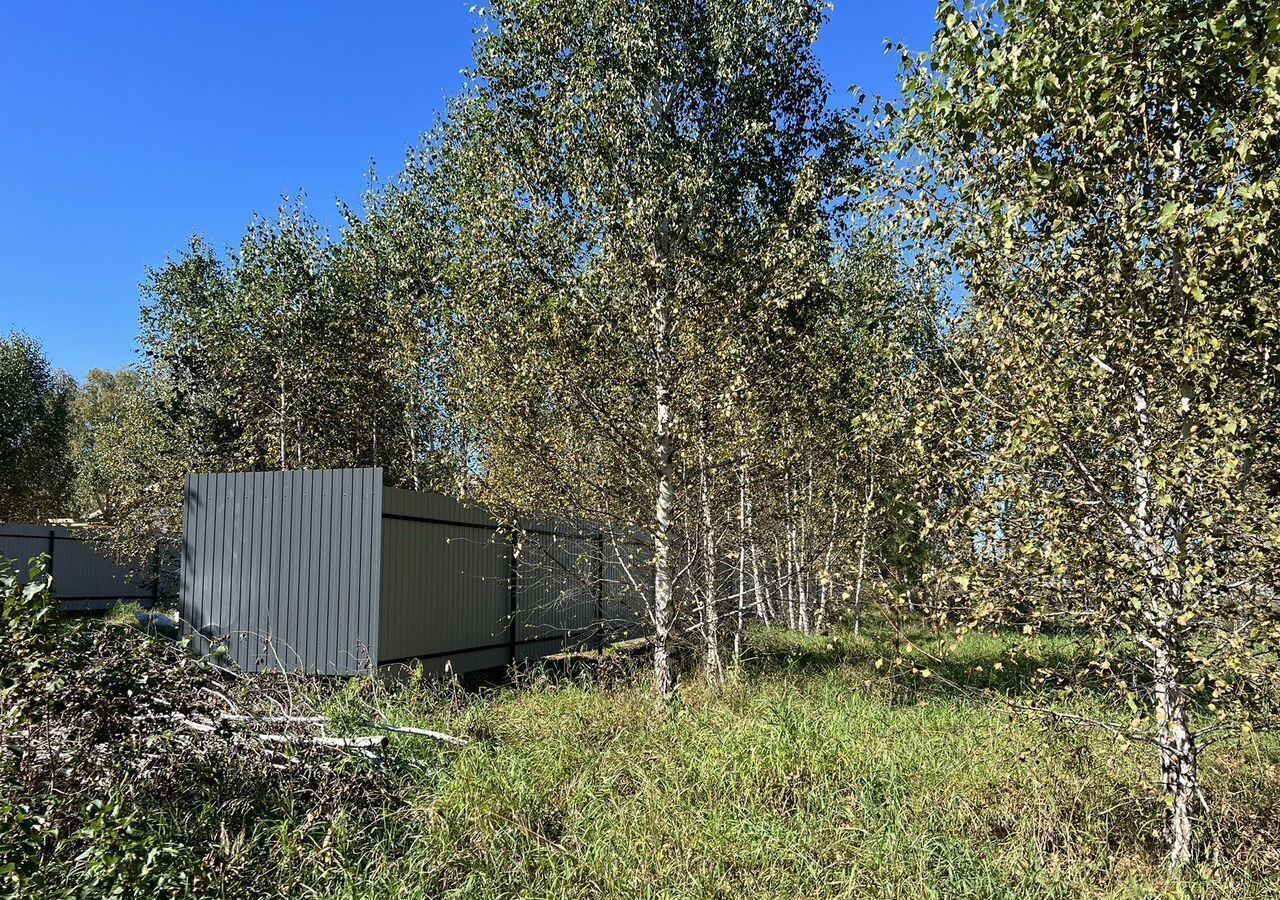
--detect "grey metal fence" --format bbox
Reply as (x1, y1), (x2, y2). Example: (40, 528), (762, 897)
(181, 468), (650, 676)
(0, 524), (175, 611)
(181, 468), (382, 675)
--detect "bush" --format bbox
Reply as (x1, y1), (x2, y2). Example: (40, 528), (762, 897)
(0, 555), (57, 672)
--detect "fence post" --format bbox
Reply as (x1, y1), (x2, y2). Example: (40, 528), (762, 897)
(47, 529), (56, 583)
(594, 532), (605, 653)
(508, 532), (519, 665)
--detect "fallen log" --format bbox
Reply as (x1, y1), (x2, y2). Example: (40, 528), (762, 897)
(362, 722), (470, 747)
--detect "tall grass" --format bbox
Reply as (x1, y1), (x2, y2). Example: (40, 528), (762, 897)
(301, 627), (1280, 900)
(7, 607), (1276, 898)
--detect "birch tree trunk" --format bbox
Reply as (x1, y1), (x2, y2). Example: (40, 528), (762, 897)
(406, 383), (421, 491)
(783, 530), (796, 631)
(278, 375), (288, 470)
(792, 520), (809, 634)
(852, 468), (874, 637)
(815, 501), (837, 632)
(699, 436), (721, 682)
(745, 468), (766, 624)
(734, 453), (747, 665)
(651, 286), (678, 701)
(1133, 380), (1200, 868)
(1154, 627), (1199, 868)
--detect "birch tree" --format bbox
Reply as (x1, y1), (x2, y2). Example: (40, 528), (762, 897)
(92, 200), (459, 563)
(889, 0), (1280, 867)
(423, 0), (846, 698)
(733, 228), (936, 639)
(70, 368), (165, 521)
(140, 203), (442, 483)
(0, 333), (76, 521)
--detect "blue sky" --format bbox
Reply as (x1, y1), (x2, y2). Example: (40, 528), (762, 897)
(1, 1), (939, 381)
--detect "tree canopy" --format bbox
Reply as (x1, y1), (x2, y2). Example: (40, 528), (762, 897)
(0, 333), (75, 521)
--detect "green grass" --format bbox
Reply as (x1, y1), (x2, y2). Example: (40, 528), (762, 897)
(100, 600), (147, 626)
(296, 626), (1280, 900)
(100, 601), (178, 623)
(9, 615), (1278, 898)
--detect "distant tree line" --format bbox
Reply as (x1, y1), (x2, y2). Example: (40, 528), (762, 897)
(2, 0), (1276, 870)
(0, 333), (76, 522)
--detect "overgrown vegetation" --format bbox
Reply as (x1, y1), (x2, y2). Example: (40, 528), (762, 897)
(4, 575), (1279, 898)
(0, 559), (406, 899)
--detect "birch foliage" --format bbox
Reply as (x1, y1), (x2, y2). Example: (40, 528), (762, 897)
(0, 333), (76, 521)
(888, 0), (1280, 866)
(422, 0), (848, 696)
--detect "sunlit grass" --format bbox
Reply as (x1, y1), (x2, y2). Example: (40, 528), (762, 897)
(18, 614), (1274, 897)
(299, 624), (1280, 899)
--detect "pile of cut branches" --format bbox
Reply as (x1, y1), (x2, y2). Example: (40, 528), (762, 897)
(0, 558), (407, 898)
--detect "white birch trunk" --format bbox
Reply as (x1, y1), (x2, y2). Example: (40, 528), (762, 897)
(279, 376), (288, 470)
(1133, 380), (1200, 867)
(735, 455), (747, 665)
(699, 437), (721, 682)
(651, 252), (677, 701)
(1154, 627), (1198, 868)
(745, 467), (766, 624)
(816, 501), (837, 632)
(853, 468), (875, 637)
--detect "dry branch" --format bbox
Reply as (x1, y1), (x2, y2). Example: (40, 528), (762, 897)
(256, 734), (387, 750)
(172, 714), (387, 755)
(362, 722), (470, 746)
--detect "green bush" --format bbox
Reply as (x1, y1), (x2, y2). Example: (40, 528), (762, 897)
(0, 555), (56, 650)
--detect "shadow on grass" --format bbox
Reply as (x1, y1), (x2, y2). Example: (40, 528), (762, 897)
(377, 617), (1085, 706)
(741, 618), (1084, 701)
(738, 626), (877, 678)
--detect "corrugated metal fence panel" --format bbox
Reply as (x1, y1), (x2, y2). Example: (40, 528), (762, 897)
(379, 487), (511, 672)
(178, 471), (648, 677)
(601, 537), (652, 642)
(0, 525), (47, 574)
(52, 536), (148, 602)
(180, 468), (382, 675)
(383, 486), (500, 528)
(516, 530), (597, 650)
(0, 524), (155, 610)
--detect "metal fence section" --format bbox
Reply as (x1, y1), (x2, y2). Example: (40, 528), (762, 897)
(379, 486), (512, 673)
(514, 527), (649, 655)
(181, 468), (651, 676)
(181, 469), (383, 675)
(0, 524), (170, 611)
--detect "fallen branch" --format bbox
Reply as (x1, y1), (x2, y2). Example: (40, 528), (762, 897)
(176, 717), (217, 734)
(221, 714), (326, 726)
(362, 722), (470, 747)
(173, 715), (386, 755)
(257, 734), (386, 750)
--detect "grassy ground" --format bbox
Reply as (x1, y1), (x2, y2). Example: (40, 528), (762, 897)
(294, 626), (1280, 900)
(7, 615), (1279, 898)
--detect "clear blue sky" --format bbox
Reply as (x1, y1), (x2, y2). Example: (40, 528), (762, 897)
(0, 1), (939, 381)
